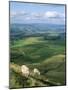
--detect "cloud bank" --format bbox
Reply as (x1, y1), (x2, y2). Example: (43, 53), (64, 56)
(10, 10), (65, 24)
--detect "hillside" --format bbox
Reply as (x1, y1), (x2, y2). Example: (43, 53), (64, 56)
(10, 54), (65, 88)
(10, 34), (66, 88)
(10, 24), (65, 40)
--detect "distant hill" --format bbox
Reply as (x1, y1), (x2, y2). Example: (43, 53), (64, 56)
(10, 23), (65, 40)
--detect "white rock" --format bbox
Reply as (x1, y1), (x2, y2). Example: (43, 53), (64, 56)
(21, 65), (29, 77)
(33, 68), (40, 75)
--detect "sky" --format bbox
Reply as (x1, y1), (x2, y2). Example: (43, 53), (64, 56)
(10, 1), (65, 24)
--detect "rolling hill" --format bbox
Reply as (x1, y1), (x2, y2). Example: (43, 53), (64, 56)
(10, 33), (66, 88)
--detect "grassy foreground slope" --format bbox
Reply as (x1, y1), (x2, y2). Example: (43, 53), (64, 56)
(10, 36), (66, 88)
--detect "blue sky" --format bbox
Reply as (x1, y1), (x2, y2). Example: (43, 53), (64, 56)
(10, 2), (65, 24)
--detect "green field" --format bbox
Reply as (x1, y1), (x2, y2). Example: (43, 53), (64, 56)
(10, 36), (66, 88)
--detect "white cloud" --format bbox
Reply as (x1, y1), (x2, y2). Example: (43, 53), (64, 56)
(30, 11), (65, 20)
(10, 11), (17, 17)
(45, 11), (65, 19)
(10, 11), (28, 18)
(31, 13), (44, 18)
(25, 17), (31, 20)
(45, 11), (60, 18)
(10, 10), (65, 19)
(10, 10), (65, 24)
(17, 11), (28, 16)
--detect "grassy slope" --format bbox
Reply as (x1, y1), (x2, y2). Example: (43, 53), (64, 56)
(41, 55), (65, 84)
(10, 37), (65, 64)
(10, 36), (66, 88)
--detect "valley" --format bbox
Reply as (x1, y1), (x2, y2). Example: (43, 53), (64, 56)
(10, 24), (66, 88)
